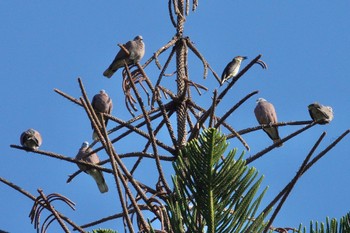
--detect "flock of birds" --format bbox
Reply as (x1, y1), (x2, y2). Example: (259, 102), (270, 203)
(18, 36), (334, 193)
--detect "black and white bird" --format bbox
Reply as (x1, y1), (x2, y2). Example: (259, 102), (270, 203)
(254, 98), (283, 147)
(103, 35), (145, 78)
(75, 141), (108, 193)
(91, 90), (113, 140)
(220, 56), (247, 85)
(20, 129), (42, 150)
(308, 102), (333, 124)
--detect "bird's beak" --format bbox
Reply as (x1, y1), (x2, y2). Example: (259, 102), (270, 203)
(242, 56), (248, 60)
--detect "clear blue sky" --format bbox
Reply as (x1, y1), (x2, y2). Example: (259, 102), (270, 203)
(1, 1), (349, 232)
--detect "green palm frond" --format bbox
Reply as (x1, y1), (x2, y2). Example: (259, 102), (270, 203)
(91, 229), (118, 233)
(166, 128), (270, 233)
(295, 212), (350, 233)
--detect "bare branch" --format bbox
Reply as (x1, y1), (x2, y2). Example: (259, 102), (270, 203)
(246, 122), (317, 164)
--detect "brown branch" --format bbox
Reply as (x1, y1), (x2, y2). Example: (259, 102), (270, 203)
(67, 151), (175, 184)
(188, 55), (262, 141)
(54, 88), (82, 106)
(185, 79), (208, 95)
(209, 90), (218, 128)
(106, 113), (176, 154)
(214, 90), (259, 128)
(187, 99), (250, 150)
(37, 189), (70, 233)
(0, 176), (36, 201)
(168, 0), (177, 28)
(65, 110), (176, 184)
(154, 46), (177, 89)
(130, 110), (176, 175)
(78, 205), (150, 229)
(118, 43), (130, 56)
(230, 120), (314, 138)
(10, 145), (112, 173)
(260, 129), (349, 232)
(144, 36), (178, 69)
(262, 131), (323, 233)
(246, 122), (317, 164)
(186, 37), (220, 80)
(125, 64), (172, 195)
(101, 127), (136, 233)
(1, 176), (85, 232)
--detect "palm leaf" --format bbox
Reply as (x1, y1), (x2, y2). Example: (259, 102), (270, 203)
(166, 128), (270, 233)
(294, 212), (350, 233)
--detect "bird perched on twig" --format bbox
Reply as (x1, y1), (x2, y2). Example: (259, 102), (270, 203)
(220, 56), (247, 85)
(308, 102), (334, 124)
(254, 98), (283, 147)
(91, 90), (113, 140)
(103, 35), (145, 78)
(75, 141), (108, 193)
(20, 129), (42, 150)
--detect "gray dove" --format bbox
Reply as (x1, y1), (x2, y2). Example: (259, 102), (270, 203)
(20, 129), (42, 150)
(75, 141), (108, 193)
(308, 102), (334, 124)
(91, 89), (113, 140)
(103, 35), (145, 78)
(254, 98), (283, 147)
(220, 56), (247, 85)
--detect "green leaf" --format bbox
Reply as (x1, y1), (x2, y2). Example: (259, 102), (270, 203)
(91, 229), (118, 233)
(298, 212), (350, 233)
(166, 128), (270, 233)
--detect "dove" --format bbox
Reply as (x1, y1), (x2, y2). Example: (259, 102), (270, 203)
(220, 56), (247, 85)
(75, 141), (108, 193)
(254, 98), (283, 147)
(91, 90), (113, 140)
(103, 35), (145, 78)
(20, 129), (42, 150)
(308, 102), (333, 124)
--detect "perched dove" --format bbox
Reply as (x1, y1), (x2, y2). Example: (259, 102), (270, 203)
(308, 102), (334, 124)
(75, 141), (108, 193)
(20, 129), (42, 150)
(220, 56), (247, 85)
(254, 98), (283, 147)
(91, 90), (113, 140)
(103, 35), (145, 78)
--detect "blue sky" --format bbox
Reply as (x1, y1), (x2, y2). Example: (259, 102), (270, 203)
(1, 1), (349, 232)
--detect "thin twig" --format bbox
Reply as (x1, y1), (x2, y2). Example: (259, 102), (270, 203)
(214, 90), (259, 128)
(144, 36), (178, 69)
(260, 129), (349, 229)
(209, 90), (218, 128)
(37, 189), (70, 233)
(188, 55), (262, 141)
(125, 63), (172, 195)
(186, 37), (220, 80)
(102, 126), (136, 233)
(230, 120), (313, 138)
(246, 122), (317, 164)
(262, 131), (324, 233)
(10, 145), (112, 173)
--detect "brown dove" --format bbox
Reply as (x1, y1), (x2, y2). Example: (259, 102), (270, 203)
(20, 129), (42, 150)
(254, 98), (283, 147)
(103, 35), (145, 78)
(308, 102), (334, 124)
(91, 89), (113, 140)
(75, 141), (108, 193)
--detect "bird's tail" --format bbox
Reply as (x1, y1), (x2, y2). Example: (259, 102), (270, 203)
(273, 139), (283, 147)
(103, 69), (114, 78)
(92, 130), (98, 140)
(219, 78), (226, 86)
(91, 171), (109, 193)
